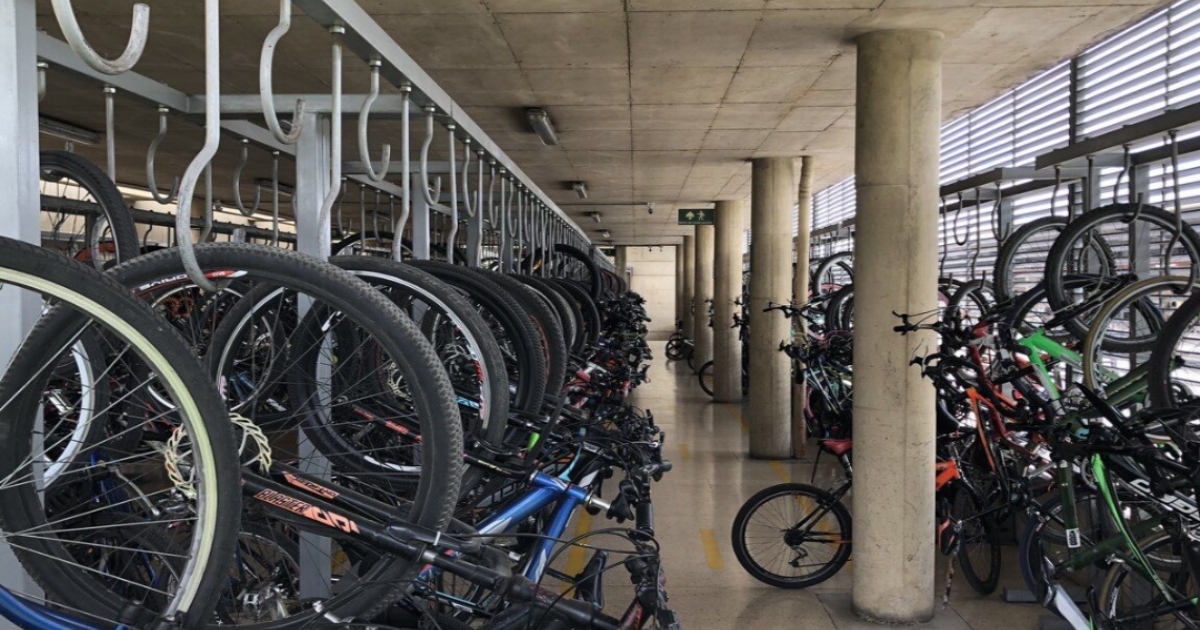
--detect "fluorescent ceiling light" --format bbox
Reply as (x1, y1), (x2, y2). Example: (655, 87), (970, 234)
(572, 181), (588, 199)
(39, 116), (100, 145)
(526, 108), (559, 146)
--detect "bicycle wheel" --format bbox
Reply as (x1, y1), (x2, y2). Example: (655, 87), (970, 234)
(948, 280), (995, 332)
(1097, 531), (1196, 629)
(411, 261), (549, 418)
(105, 244), (462, 627)
(551, 244), (602, 301)
(1147, 288), (1200, 408)
(1044, 204), (1200, 343)
(665, 338), (685, 361)
(810, 253), (853, 299)
(0, 238), (240, 630)
(950, 480), (1001, 595)
(1081, 276), (1181, 391)
(39, 150), (139, 270)
(330, 256), (510, 497)
(698, 361), (714, 397)
(730, 483), (852, 589)
(993, 216), (1114, 305)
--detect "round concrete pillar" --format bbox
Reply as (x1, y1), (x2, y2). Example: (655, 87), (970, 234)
(792, 156), (814, 457)
(615, 246), (628, 281)
(748, 157), (794, 458)
(693, 224), (714, 370)
(851, 30), (943, 623)
(713, 200), (744, 402)
(682, 234), (696, 343)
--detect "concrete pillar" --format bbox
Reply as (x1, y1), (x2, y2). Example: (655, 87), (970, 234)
(693, 224), (715, 369)
(792, 156), (814, 457)
(747, 157), (794, 458)
(682, 234), (696, 342)
(675, 245), (685, 330)
(851, 30), (943, 623)
(615, 246), (628, 280)
(713, 200), (744, 402)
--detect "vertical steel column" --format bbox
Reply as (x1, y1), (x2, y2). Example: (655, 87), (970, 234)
(499, 171), (512, 271)
(466, 148), (483, 267)
(293, 111), (334, 598)
(411, 171), (431, 260)
(0, 0), (45, 606)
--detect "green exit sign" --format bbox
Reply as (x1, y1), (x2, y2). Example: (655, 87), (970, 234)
(678, 208), (713, 225)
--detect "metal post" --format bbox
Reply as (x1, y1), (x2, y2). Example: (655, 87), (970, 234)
(293, 111), (333, 598)
(0, 0), (44, 607)
(411, 171), (431, 260)
(465, 148), (483, 267)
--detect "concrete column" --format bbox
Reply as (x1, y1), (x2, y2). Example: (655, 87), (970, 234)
(675, 245), (686, 330)
(851, 30), (943, 623)
(693, 224), (715, 369)
(682, 234), (696, 342)
(615, 246), (628, 281)
(748, 157), (794, 458)
(792, 156), (814, 458)
(713, 200), (744, 402)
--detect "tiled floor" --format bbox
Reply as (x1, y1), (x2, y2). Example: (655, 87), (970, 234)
(620, 343), (1049, 629)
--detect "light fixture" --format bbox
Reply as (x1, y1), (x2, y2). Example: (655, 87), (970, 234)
(589, 212), (602, 223)
(600, 229), (611, 239)
(572, 181), (588, 199)
(38, 116), (100, 145)
(647, 202), (655, 215)
(526, 108), (559, 146)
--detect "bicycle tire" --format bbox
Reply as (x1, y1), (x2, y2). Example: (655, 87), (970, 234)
(952, 480), (1001, 595)
(810, 253), (853, 298)
(993, 216), (1103, 305)
(41, 150), (139, 270)
(1097, 531), (1194, 628)
(551, 279), (602, 350)
(553, 244), (602, 301)
(104, 244), (462, 627)
(0, 238), (240, 629)
(698, 361), (714, 397)
(1080, 276), (1179, 390)
(410, 261), (549, 418)
(513, 275), (578, 355)
(1147, 287), (1200, 408)
(731, 483), (852, 589)
(1044, 203), (1200, 343)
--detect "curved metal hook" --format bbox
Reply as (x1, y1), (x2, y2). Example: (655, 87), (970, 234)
(394, 86), (411, 260)
(358, 59), (391, 182)
(486, 160), (497, 230)
(147, 106), (179, 204)
(315, 26), (345, 255)
(174, 0), (222, 292)
(446, 125), (459, 264)
(51, 0), (148, 76)
(460, 138), (476, 218)
(419, 107), (446, 211)
(233, 139), (262, 217)
(260, 0), (306, 144)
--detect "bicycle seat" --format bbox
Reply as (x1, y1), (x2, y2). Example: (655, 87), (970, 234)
(820, 438), (853, 456)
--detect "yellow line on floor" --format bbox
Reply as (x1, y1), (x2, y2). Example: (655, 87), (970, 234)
(564, 511), (594, 579)
(678, 443), (691, 460)
(726, 404), (748, 433)
(699, 528), (725, 570)
(769, 460), (791, 483)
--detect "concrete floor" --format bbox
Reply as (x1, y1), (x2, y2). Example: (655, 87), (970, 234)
(611, 342), (1051, 629)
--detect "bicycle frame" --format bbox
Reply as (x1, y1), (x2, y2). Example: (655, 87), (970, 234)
(1033, 454), (1199, 629)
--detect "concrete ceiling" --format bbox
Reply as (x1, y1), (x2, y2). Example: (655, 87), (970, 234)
(33, 0), (1165, 245)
